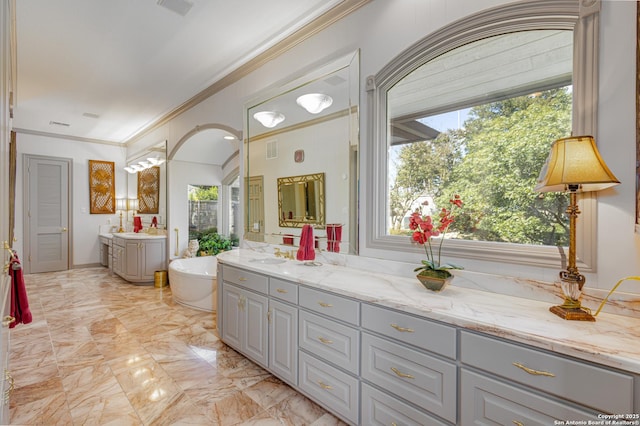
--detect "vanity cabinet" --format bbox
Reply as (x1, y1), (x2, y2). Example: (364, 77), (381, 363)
(217, 259), (639, 426)
(112, 236), (166, 283)
(220, 265), (269, 368)
(460, 331), (635, 418)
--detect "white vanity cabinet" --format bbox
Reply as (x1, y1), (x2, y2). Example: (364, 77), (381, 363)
(112, 235), (166, 283)
(220, 265), (269, 368)
(460, 331), (635, 422)
(360, 304), (457, 425)
(269, 278), (299, 385)
(216, 256), (640, 426)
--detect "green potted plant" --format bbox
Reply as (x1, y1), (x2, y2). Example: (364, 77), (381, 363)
(409, 195), (463, 291)
(196, 230), (232, 256)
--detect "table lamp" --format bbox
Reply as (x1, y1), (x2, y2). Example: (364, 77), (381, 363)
(534, 135), (620, 321)
(115, 198), (128, 233)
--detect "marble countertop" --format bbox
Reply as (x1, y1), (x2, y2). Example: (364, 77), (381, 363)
(217, 249), (640, 374)
(110, 232), (166, 239)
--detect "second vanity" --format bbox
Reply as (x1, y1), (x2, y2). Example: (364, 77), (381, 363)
(216, 249), (640, 425)
(110, 233), (166, 283)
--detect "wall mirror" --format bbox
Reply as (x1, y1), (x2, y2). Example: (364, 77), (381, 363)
(278, 173), (325, 227)
(244, 50), (359, 254)
(126, 140), (167, 229)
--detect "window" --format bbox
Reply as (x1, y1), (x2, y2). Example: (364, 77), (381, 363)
(188, 184), (220, 239)
(367, 0), (599, 270)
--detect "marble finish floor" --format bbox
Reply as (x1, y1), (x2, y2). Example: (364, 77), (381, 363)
(9, 267), (344, 425)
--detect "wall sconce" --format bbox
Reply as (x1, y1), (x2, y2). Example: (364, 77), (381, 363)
(535, 135), (620, 321)
(296, 93), (333, 114)
(115, 198), (128, 233)
(253, 111), (285, 128)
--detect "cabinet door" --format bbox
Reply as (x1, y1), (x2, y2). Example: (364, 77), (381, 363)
(269, 299), (298, 385)
(221, 284), (242, 350)
(124, 241), (140, 279)
(141, 239), (165, 280)
(244, 290), (269, 368)
(461, 369), (598, 425)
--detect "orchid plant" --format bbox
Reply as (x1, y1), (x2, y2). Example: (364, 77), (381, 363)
(409, 195), (463, 278)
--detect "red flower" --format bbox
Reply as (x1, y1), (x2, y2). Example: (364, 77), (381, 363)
(409, 195), (463, 272)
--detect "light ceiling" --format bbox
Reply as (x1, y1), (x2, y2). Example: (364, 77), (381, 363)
(11, 0), (364, 144)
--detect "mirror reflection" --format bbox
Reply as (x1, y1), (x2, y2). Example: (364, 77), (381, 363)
(245, 50), (359, 254)
(278, 173), (325, 227)
(126, 140), (167, 231)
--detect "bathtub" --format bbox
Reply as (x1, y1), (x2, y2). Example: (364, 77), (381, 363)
(168, 256), (217, 312)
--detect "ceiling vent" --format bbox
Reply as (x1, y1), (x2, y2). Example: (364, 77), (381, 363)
(49, 121), (70, 127)
(82, 112), (100, 119)
(157, 0), (194, 16)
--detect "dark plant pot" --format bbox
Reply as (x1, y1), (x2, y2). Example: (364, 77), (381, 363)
(416, 269), (453, 292)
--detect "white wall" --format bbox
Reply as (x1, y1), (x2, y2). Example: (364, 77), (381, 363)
(120, 0), (639, 292)
(168, 159), (222, 259)
(15, 132), (127, 266)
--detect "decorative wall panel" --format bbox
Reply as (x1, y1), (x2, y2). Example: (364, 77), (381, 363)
(89, 160), (115, 214)
(138, 166), (159, 214)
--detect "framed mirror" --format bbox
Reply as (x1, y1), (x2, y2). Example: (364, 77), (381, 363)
(126, 140), (167, 229)
(278, 173), (325, 227)
(244, 50), (359, 254)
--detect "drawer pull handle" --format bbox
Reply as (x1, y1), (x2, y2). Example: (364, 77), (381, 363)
(512, 362), (555, 377)
(318, 337), (333, 345)
(238, 277), (248, 281)
(391, 367), (414, 379)
(276, 288), (288, 293)
(318, 302), (333, 308)
(513, 421), (524, 426)
(317, 380), (332, 390)
(390, 323), (414, 333)
(2, 316), (15, 327)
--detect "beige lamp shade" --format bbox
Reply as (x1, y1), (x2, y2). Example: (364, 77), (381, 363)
(115, 198), (128, 212)
(127, 198), (139, 211)
(535, 135), (620, 193)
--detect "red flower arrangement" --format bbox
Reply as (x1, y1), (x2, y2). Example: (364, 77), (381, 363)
(409, 195), (463, 278)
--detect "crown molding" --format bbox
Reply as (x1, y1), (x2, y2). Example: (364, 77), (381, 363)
(12, 127), (123, 147)
(125, 0), (371, 146)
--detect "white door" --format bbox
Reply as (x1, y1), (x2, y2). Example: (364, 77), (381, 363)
(246, 176), (264, 242)
(24, 155), (70, 273)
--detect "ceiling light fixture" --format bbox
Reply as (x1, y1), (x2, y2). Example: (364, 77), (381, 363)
(223, 135), (236, 140)
(253, 111), (285, 128)
(296, 93), (333, 114)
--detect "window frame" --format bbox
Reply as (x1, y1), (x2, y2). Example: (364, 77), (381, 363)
(365, 0), (601, 271)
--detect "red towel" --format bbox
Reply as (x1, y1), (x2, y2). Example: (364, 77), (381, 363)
(9, 253), (32, 328)
(151, 216), (158, 228)
(296, 225), (315, 261)
(133, 216), (143, 233)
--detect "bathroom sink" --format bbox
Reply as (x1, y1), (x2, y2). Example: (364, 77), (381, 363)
(249, 257), (287, 265)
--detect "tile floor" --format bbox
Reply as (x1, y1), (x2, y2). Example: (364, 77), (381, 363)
(9, 267), (345, 425)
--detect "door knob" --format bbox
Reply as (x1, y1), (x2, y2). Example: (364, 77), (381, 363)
(61, 228), (67, 232)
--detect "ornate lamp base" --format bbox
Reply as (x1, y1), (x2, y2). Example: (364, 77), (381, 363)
(549, 304), (595, 321)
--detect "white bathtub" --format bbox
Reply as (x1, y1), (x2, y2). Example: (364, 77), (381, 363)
(168, 256), (217, 312)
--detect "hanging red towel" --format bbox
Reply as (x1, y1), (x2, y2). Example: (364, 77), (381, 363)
(151, 216), (158, 228)
(9, 253), (32, 329)
(133, 216), (143, 233)
(296, 225), (315, 261)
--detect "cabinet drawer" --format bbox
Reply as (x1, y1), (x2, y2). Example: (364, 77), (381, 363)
(299, 287), (359, 325)
(269, 277), (298, 304)
(299, 311), (359, 374)
(298, 351), (359, 425)
(460, 331), (634, 414)
(361, 303), (456, 359)
(361, 383), (448, 426)
(361, 333), (456, 423)
(461, 369), (598, 425)
(221, 265), (268, 294)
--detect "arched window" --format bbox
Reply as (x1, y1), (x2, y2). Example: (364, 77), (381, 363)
(366, 0), (601, 271)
